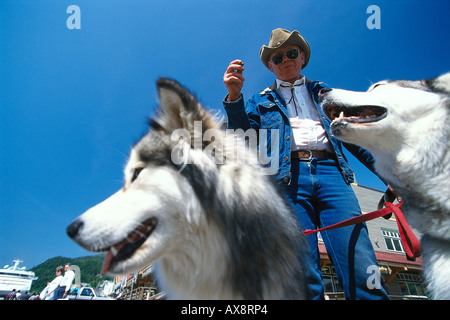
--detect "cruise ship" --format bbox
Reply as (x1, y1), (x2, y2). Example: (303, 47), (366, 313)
(0, 259), (38, 298)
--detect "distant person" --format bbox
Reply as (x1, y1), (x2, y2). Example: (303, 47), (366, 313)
(46, 266), (64, 300)
(39, 282), (50, 300)
(29, 292), (39, 300)
(56, 263), (75, 299)
(21, 291), (31, 300)
(5, 289), (16, 300)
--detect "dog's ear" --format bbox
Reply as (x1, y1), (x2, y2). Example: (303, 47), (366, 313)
(425, 72), (450, 95)
(154, 78), (219, 136)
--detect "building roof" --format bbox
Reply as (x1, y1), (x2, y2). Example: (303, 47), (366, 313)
(318, 242), (423, 270)
(374, 250), (423, 267)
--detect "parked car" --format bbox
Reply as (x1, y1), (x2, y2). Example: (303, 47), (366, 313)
(67, 287), (114, 300)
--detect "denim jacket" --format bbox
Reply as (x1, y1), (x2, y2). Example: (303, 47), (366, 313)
(223, 78), (378, 185)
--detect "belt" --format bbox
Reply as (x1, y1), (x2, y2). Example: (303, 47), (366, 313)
(291, 149), (336, 161)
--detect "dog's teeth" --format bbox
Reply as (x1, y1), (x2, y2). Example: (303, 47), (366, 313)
(339, 111), (344, 119)
(111, 246), (118, 256)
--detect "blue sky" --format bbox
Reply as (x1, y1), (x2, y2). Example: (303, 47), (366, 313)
(1, 0), (449, 269)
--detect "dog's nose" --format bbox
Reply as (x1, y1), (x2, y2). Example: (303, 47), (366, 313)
(319, 88), (332, 95)
(67, 219), (83, 239)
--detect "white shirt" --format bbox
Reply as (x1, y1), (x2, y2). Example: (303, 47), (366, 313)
(60, 269), (75, 291)
(48, 275), (63, 293)
(276, 76), (332, 152)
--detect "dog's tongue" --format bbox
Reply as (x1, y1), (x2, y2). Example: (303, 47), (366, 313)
(102, 249), (115, 275)
(101, 227), (148, 274)
(102, 247), (116, 275)
(100, 220), (157, 275)
(101, 242), (126, 275)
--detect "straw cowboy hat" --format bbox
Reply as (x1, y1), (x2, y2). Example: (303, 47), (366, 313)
(260, 28), (311, 69)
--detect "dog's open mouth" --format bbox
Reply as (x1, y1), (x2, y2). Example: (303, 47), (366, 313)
(101, 218), (157, 274)
(324, 104), (387, 124)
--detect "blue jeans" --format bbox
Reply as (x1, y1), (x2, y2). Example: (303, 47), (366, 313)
(56, 286), (66, 299)
(286, 158), (389, 300)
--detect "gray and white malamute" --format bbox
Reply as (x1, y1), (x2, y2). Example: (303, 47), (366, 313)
(67, 78), (308, 299)
(319, 73), (450, 299)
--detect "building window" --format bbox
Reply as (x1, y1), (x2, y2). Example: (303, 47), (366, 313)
(321, 266), (343, 293)
(397, 273), (427, 298)
(381, 228), (404, 253)
(317, 232), (323, 242)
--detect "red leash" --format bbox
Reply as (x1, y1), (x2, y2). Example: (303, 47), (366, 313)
(303, 202), (421, 259)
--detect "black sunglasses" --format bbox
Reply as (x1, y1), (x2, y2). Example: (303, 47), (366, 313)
(271, 49), (299, 65)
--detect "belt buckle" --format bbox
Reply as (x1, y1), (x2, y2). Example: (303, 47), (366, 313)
(299, 150), (312, 161)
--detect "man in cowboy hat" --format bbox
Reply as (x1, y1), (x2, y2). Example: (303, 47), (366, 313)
(223, 28), (389, 300)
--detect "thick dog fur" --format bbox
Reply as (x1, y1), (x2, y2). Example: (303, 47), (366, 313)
(319, 73), (450, 299)
(67, 78), (308, 299)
